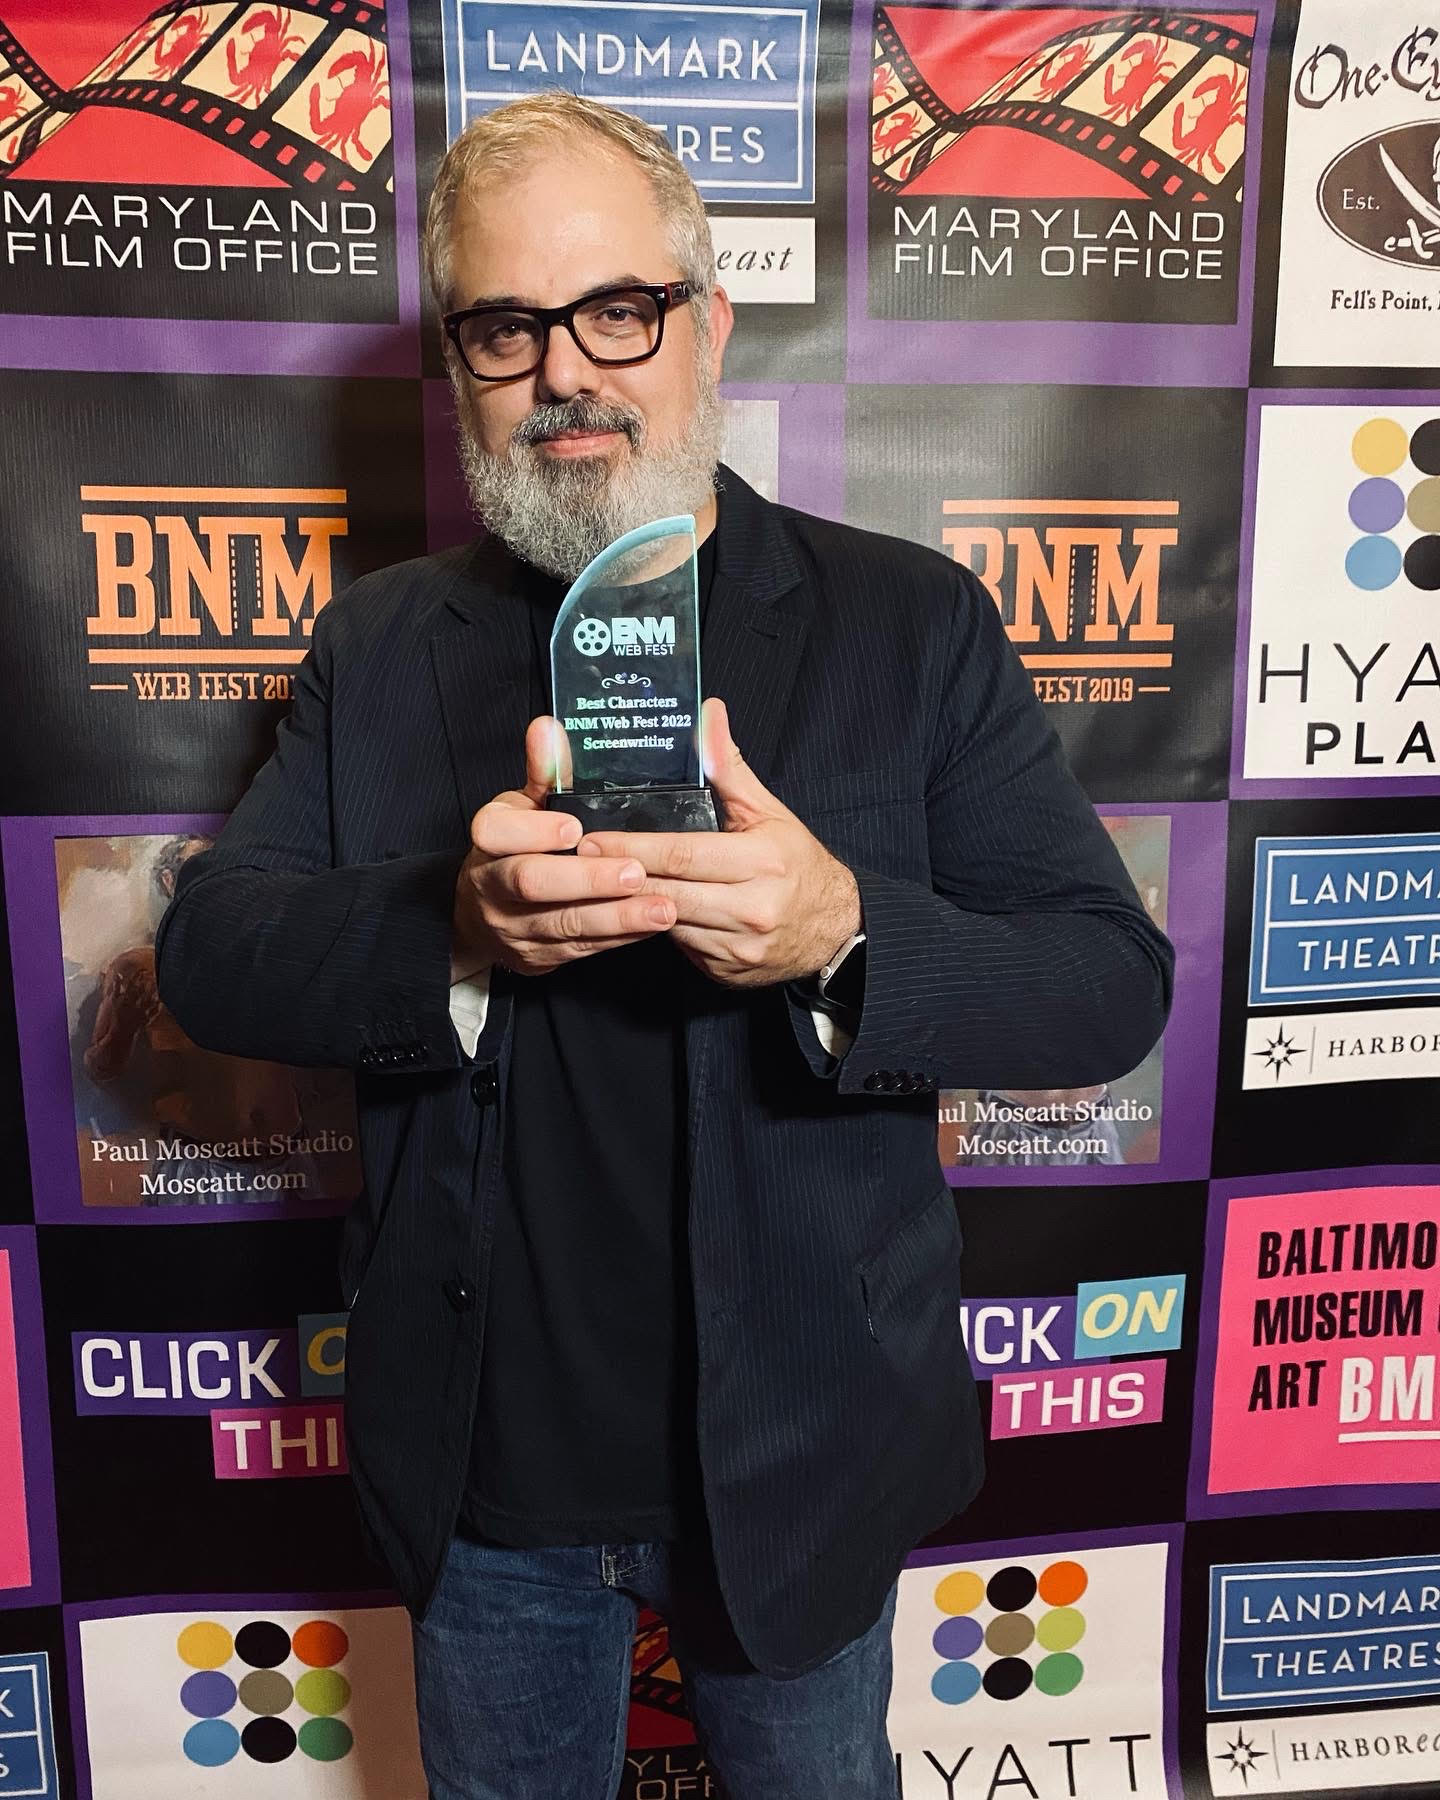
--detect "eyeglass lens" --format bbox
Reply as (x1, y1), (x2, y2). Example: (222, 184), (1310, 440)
(458, 288), (663, 375)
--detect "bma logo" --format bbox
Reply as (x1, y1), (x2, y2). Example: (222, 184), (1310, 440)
(81, 484), (348, 702)
(571, 613), (676, 655)
(943, 499), (1178, 705)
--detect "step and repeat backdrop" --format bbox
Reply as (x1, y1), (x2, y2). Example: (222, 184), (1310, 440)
(0, 2), (1438, 1797)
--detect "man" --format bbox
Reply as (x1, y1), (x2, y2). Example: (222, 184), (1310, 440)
(156, 90), (1173, 1800)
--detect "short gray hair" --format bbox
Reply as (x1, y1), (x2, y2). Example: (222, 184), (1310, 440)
(423, 91), (716, 316)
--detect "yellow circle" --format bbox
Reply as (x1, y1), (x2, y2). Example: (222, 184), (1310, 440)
(934, 1570), (985, 1615)
(1352, 417), (1408, 477)
(177, 1621), (234, 1670)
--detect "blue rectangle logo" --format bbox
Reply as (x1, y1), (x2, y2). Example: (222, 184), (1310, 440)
(1208, 1557), (1440, 1714)
(0, 1653), (57, 1797)
(442, 0), (819, 201)
(1249, 834), (1440, 1007)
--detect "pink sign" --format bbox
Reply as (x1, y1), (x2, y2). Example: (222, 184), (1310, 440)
(1209, 1184), (1440, 1495)
(210, 1401), (348, 1479)
(0, 1249), (34, 1591)
(990, 1358), (1166, 1438)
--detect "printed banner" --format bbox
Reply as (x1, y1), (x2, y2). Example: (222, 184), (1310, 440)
(2, 818), (361, 1223)
(71, 1598), (424, 1798)
(1197, 1176), (1440, 1510)
(888, 1532), (1176, 1799)
(1275, 0), (1440, 369)
(941, 804), (1222, 1185)
(850, 0), (1273, 383)
(441, 0), (820, 201)
(0, 1230), (58, 1613)
(1239, 397), (1440, 791)
(0, 3), (399, 327)
(846, 382), (1244, 800)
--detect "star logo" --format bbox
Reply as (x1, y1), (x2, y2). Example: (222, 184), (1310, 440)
(1253, 1024), (1304, 1083)
(1218, 1727), (1269, 1787)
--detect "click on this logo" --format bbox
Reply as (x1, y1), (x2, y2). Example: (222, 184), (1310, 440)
(571, 614), (677, 656)
(930, 1559), (1088, 1705)
(175, 1617), (352, 1768)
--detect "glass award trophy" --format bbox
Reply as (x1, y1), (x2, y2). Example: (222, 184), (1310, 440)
(546, 515), (720, 832)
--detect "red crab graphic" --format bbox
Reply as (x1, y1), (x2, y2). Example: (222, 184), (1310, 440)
(150, 8), (208, 83)
(873, 61), (900, 107)
(1100, 36), (1180, 123)
(1171, 65), (1247, 178)
(874, 105), (922, 160)
(226, 7), (306, 105)
(308, 41), (389, 165)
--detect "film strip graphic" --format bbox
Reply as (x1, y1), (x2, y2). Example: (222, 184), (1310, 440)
(0, 2), (391, 195)
(871, 8), (1252, 207)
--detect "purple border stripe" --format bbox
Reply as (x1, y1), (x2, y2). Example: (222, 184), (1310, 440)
(845, 0), (1278, 388)
(0, 1227), (61, 1611)
(1188, 1164), (1440, 1522)
(1231, 388), (1440, 800)
(1, 813), (347, 1225)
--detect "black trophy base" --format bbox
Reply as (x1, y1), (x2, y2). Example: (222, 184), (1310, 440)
(546, 785), (721, 832)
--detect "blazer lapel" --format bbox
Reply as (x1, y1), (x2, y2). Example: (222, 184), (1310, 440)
(701, 467), (811, 785)
(429, 538), (536, 836)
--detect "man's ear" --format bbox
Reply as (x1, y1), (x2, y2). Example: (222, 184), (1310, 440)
(707, 287), (735, 379)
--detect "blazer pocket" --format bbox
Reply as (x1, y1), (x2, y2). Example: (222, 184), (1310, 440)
(857, 1188), (962, 1348)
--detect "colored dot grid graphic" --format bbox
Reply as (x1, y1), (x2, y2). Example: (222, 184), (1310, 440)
(176, 1617), (354, 1767)
(1347, 417), (1440, 593)
(930, 1560), (1087, 1705)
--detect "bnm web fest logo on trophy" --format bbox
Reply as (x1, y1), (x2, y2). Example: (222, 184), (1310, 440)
(547, 515), (721, 833)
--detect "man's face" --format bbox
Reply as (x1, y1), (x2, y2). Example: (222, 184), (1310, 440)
(444, 145), (733, 579)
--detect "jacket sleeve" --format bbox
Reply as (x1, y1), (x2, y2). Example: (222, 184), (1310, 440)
(154, 602), (475, 1075)
(814, 568), (1174, 1097)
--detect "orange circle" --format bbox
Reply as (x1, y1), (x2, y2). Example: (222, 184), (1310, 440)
(1037, 1560), (1088, 1606)
(292, 1620), (349, 1668)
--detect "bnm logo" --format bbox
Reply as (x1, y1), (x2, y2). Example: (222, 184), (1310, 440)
(944, 499), (1178, 699)
(81, 484), (348, 699)
(571, 614), (677, 655)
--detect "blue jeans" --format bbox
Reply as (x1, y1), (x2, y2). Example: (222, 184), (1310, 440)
(411, 1534), (899, 1799)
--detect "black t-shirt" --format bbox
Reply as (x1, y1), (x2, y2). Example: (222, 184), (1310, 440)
(457, 528), (718, 1546)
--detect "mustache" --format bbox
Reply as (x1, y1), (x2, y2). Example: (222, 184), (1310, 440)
(510, 397), (645, 451)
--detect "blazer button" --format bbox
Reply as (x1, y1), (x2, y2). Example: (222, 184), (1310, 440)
(863, 1071), (884, 1092)
(443, 1275), (475, 1312)
(470, 1065), (498, 1106)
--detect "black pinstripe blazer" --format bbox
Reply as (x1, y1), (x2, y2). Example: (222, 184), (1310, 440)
(155, 467), (1173, 1675)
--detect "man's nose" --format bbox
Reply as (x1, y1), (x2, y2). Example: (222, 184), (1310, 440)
(534, 320), (598, 401)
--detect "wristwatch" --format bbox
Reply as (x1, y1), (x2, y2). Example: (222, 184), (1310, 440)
(815, 929), (867, 1013)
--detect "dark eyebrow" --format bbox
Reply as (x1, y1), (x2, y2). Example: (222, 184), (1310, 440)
(462, 274), (653, 310)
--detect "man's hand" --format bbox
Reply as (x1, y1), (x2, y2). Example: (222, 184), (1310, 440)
(452, 716), (677, 981)
(576, 698), (861, 989)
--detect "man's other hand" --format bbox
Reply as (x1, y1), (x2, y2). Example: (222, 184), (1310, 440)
(577, 698), (861, 989)
(451, 715), (677, 980)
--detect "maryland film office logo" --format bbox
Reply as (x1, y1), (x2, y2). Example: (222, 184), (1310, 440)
(944, 498), (1178, 707)
(81, 483), (348, 703)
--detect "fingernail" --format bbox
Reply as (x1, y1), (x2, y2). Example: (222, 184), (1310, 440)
(648, 904), (671, 925)
(622, 861), (644, 885)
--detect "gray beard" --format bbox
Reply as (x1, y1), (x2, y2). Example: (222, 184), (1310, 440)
(456, 381), (725, 583)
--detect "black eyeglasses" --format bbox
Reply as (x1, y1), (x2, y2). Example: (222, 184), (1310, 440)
(443, 281), (695, 382)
